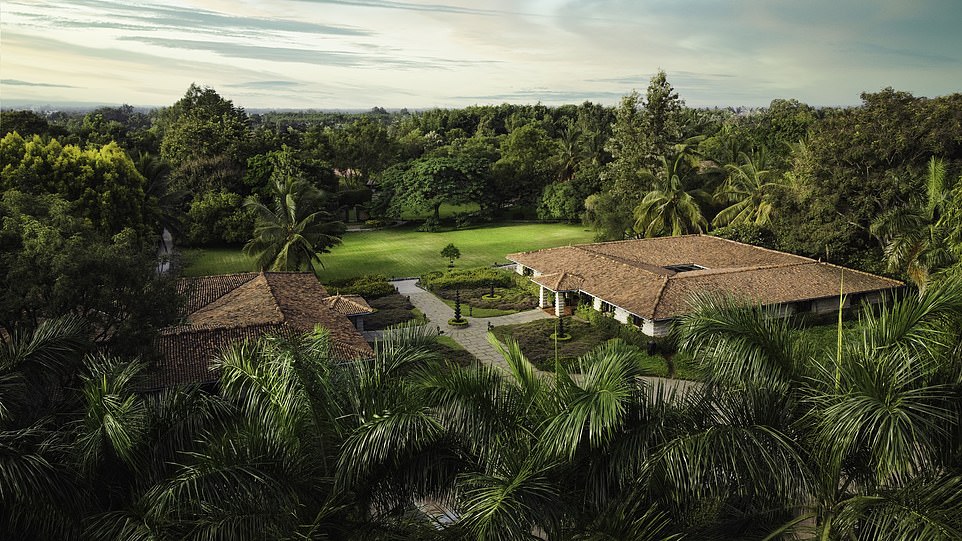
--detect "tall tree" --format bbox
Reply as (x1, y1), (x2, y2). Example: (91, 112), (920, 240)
(870, 157), (958, 289)
(633, 153), (708, 237)
(244, 164), (345, 273)
(713, 147), (788, 228)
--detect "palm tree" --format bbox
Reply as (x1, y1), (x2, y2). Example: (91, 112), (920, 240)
(556, 121), (584, 182)
(712, 147), (789, 227)
(871, 157), (957, 290)
(244, 168), (346, 273)
(135, 152), (185, 242)
(0, 316), (89, 539)
(633, 153), (708, 237)
(666, 278), (962, 539)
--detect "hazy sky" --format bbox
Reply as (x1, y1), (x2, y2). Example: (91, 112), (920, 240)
(2, 0), (961, 110)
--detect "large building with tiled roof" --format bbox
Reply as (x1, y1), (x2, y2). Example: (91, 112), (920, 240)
(146, 272), (374, 389)
(507, 235), (903, 337)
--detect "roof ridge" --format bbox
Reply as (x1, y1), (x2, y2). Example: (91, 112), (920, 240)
(673, 260), (812, 278)
(648, 274), (671, 320)
(573, 245), (671, 276)
(260, 272), (287, 324)
(705, 234), (815, 263)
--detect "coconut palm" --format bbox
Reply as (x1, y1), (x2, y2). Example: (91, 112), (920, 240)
(871, 157), (957, 290)
(135, 151), (185, 242)
(712, 147), (788, 227)
(244, 168), (346, 273)
(633, 153), (709, 237)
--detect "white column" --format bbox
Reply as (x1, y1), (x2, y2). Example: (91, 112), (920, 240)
(516, 263), (524, 275)
(592, 296), (602, 311)
(539, 286), (547, 308)
(555, 293), (565, 316)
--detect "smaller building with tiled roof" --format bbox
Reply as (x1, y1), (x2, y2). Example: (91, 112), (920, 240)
(147, 272), (374, 389)
(323, 294), (376, 331)
(507, 235), (903, 337)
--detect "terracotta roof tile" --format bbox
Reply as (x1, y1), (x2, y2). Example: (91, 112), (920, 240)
(323, 294), (375, 316)
(147, 272), (373, 389)
(533, 272), (585, 291)
(507, 235), (902, 320)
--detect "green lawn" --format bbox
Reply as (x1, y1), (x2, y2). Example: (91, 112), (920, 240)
(180, 222), (597, 281)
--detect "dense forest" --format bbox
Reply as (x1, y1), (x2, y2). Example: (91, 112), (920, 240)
(2, 74), (962, 539)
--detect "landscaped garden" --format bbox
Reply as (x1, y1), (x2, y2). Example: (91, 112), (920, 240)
(491, 312), (701, 379)
(420, 266), (539, 317)
(180, 222), (596, 280)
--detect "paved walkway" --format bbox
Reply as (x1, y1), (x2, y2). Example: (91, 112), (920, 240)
(392, 279), (551, 371)
(386, 279), (695, 396)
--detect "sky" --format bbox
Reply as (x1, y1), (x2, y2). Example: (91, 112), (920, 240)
(2, 0), (961, 110)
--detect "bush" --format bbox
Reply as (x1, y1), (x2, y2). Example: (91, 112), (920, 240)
(452, 211), (473, 229)
(417, 216), (440, 232)
(327, 274), (396, 299)
(436, 287), (536, 312)
(574, 304), (649, 349)
(364, 219), (385, 229)
(420, 267), (514, 291)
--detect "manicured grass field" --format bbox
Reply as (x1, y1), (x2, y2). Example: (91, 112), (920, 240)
(180, 222), (596, 281)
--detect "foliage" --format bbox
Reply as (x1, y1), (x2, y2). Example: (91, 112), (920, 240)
(538, 181), (582, 221)
(440, 243), (461, 265)
(710, 222), (778, 249)
(772, 89), (962, 269)
(420, 267), (515, 291)
(1, 133), (152, 236)
(870, 157), (958, 289)
(327, 274), (397, 299)
(184, 190), (254, 246)
(382, 155), (486, 221)
(244, 166), (345, 272)
(0, 191), (179, 352)
(364, 293), (422, 330)
(632, 153), (709, 237)
(713, 147), (788, 227)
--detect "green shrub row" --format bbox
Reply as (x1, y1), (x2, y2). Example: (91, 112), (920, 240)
(327, 274), (396, 299)
(420, 267), (514, 291)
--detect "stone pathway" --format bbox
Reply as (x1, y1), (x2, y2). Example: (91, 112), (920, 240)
(392, 278), (550, 371)
(387, 279), (695, 395)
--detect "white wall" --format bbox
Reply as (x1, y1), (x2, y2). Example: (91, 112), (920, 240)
(641, 319), (671, 337)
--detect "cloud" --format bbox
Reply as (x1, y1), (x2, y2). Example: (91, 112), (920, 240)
(1, 79), (78, 88)
(223, 80), (305, 90)
(5, 0), (370, 37)
(117, 35), (497, 71)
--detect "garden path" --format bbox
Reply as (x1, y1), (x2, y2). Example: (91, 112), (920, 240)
(391, 278), (549, 371)
(387, 279), (696, 396)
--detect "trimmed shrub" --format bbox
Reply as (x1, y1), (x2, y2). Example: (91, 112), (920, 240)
(327, 274), (396, 299)
(421, 267), (514, 291)
(574, 304), (649, 349)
